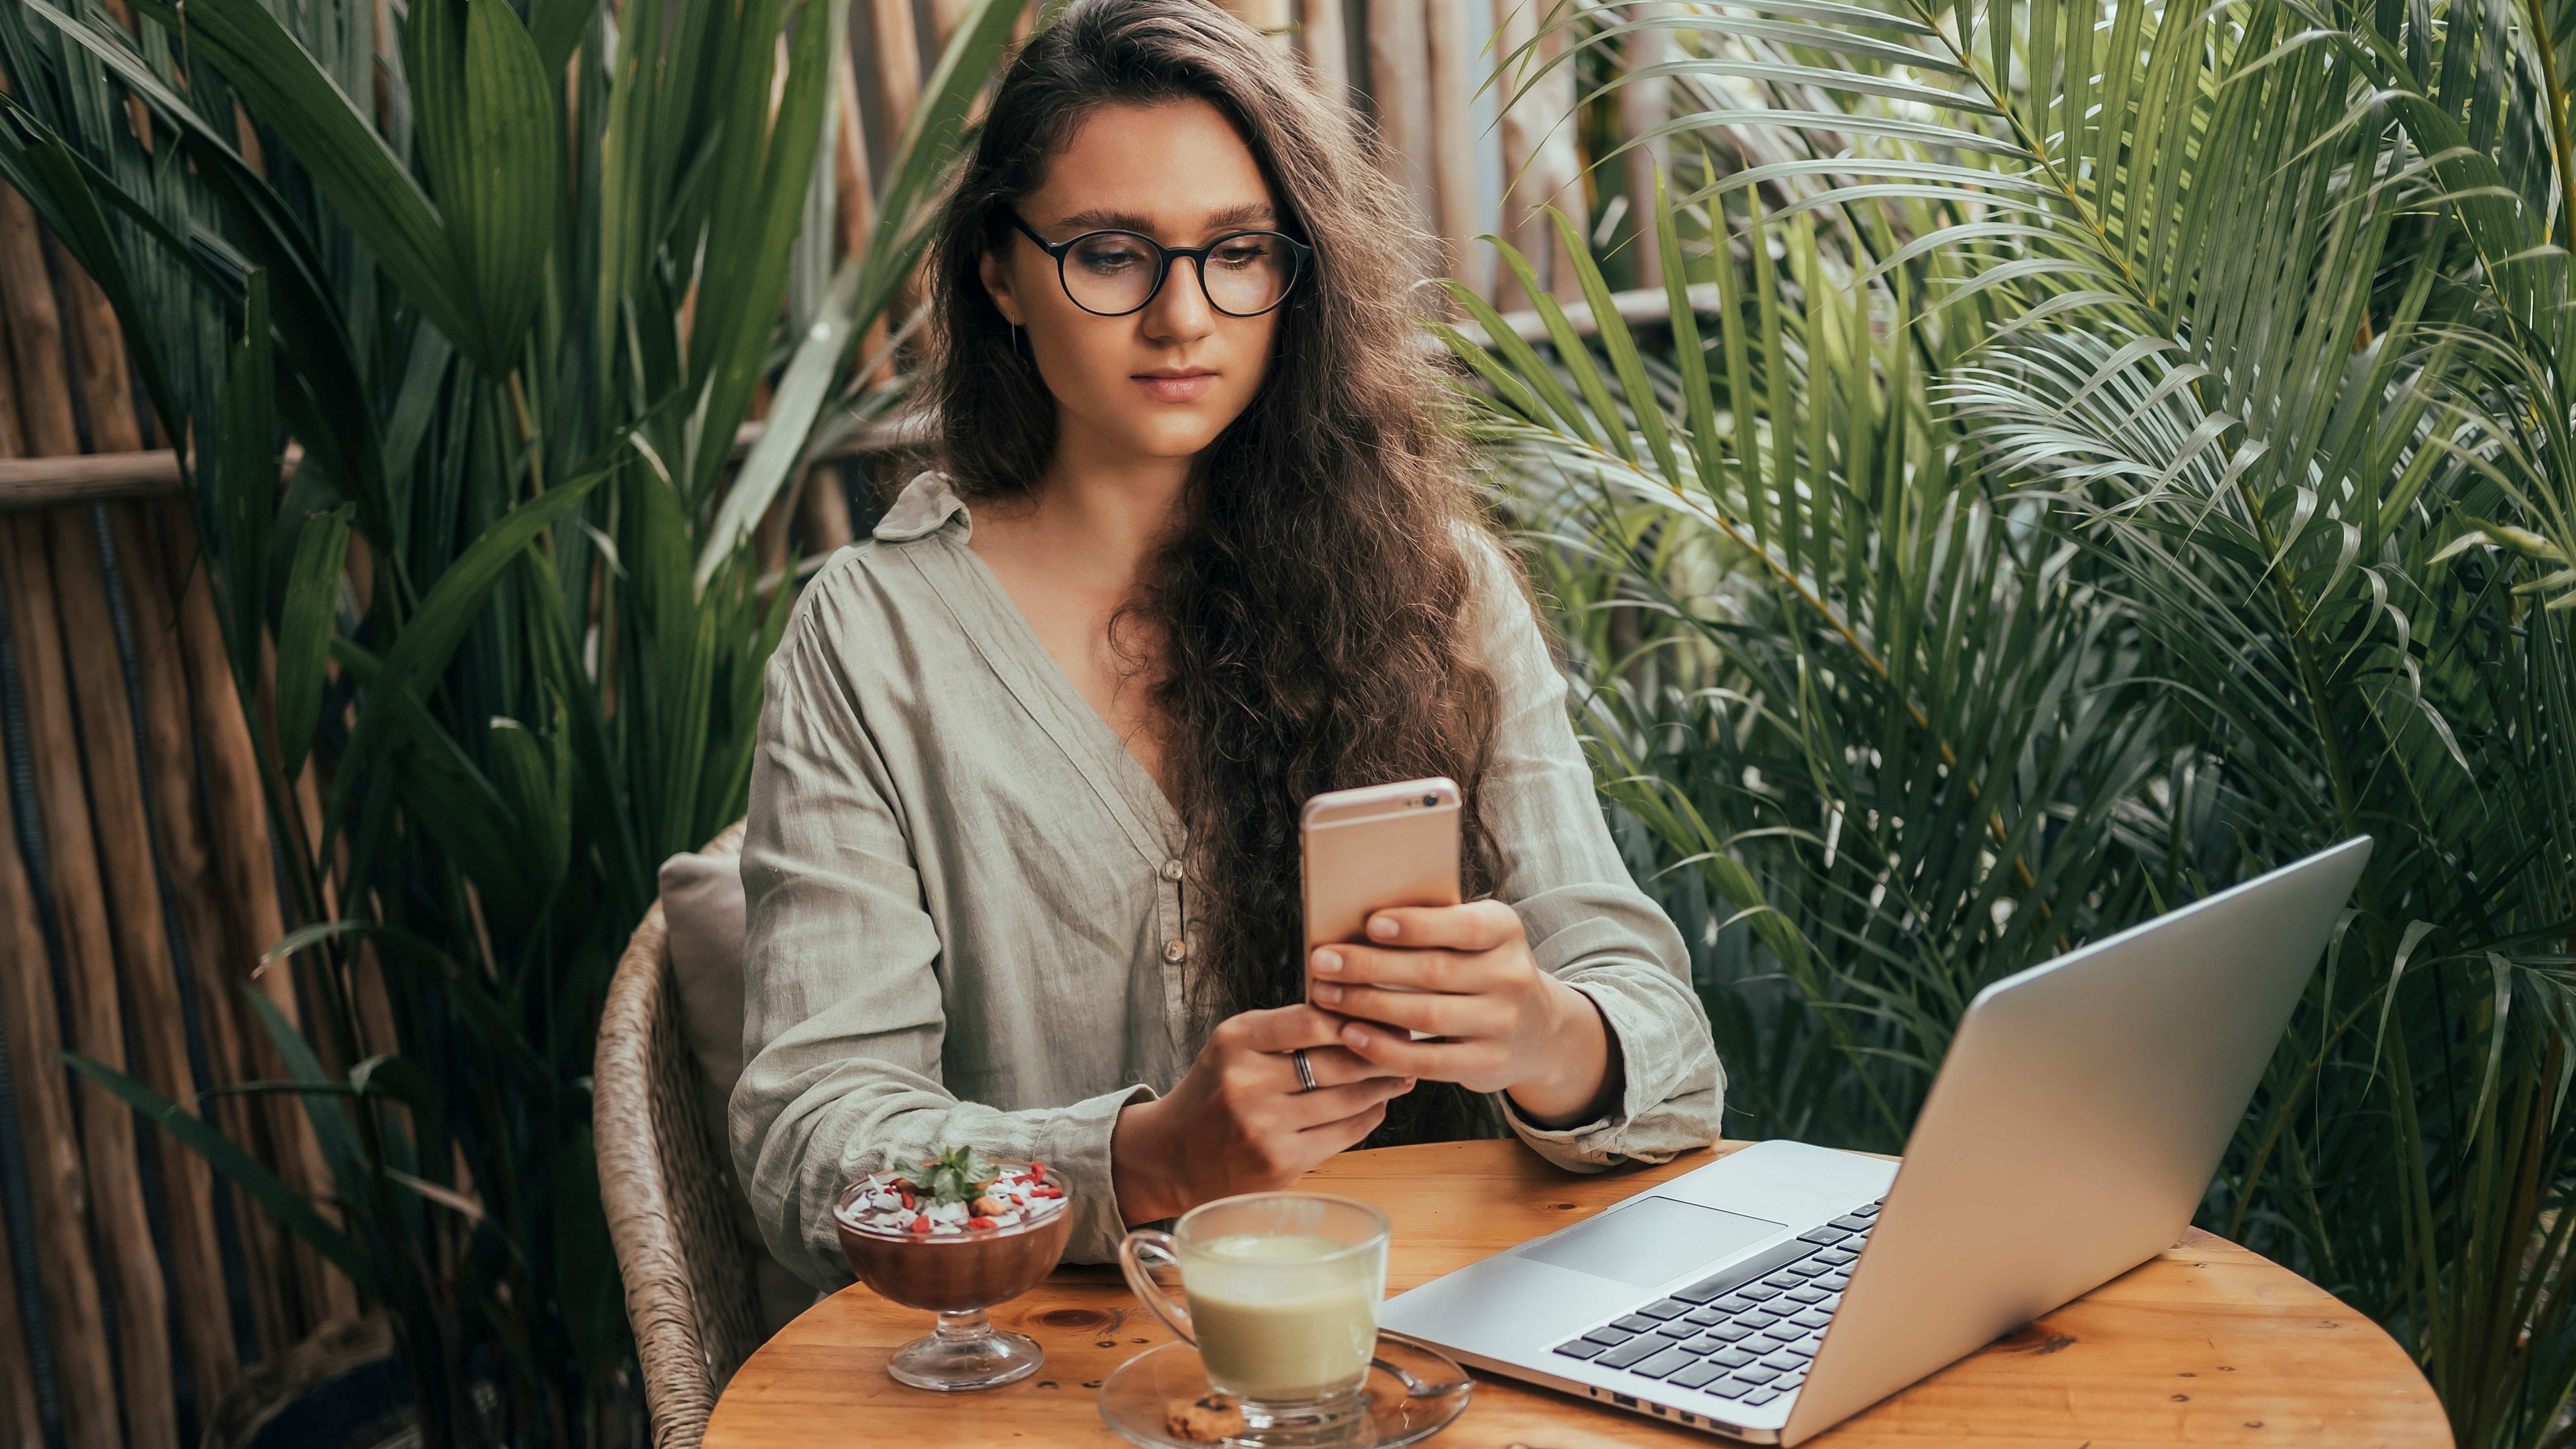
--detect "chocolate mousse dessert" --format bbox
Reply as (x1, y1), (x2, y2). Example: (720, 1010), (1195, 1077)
(834, 1146), (1075, 1387)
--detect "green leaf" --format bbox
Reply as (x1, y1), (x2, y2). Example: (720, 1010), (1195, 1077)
(1650, 166), (1725, 505)
(489, 706), (573, 891)
(878, 0), (1026, 229)
(528, 0), (603, 73)
(1465, 241), (1605, 447)
(123, 0), (477, 351)
(0, 114), (185, 463)
(913, 1144), (999, 1206)
(1551, 207), (1679, 485)
(326, 469), (603, 855)
(276, 504), (356, 780)
(4, 16), (406, 561)
(350, 1054), (452, 1189)
(264, 921), (533, 1068)
(62, 1054), (379, 1299)
(323, 635), (537, 923)
(242, 989), (372, 1212)
(217, 273), (277, 709)
(412, 0), (563, 370)
(396, 726), (547, 926)
(386, 1167), (485, 1224)
(696, 258), (857, 592)
(678, 0), (832, 496)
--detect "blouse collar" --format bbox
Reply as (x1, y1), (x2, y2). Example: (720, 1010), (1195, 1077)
(874, 471), (971, 542)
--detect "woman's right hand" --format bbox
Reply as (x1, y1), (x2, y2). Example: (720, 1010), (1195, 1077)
(1111, 1005), (1414, 1224)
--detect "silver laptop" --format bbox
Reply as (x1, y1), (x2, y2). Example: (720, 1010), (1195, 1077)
(1381, 836), (2372, 1444)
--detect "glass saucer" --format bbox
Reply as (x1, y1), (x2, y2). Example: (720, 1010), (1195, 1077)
(1098, 1333), (1473, 1449)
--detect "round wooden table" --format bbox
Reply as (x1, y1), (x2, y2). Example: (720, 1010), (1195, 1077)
(705, 1140), (2449, 1447)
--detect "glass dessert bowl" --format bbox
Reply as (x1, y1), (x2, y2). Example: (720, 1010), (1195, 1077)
(833, 1150), (1075, 1391)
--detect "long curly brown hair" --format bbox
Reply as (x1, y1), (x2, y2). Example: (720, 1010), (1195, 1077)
(923, 0), (1506, 1144)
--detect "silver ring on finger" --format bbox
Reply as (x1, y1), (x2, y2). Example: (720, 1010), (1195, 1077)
(1292, 1047), (1320, 1093)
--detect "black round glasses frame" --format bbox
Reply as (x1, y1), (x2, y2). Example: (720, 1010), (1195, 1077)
(1007, 212), (1314, 318)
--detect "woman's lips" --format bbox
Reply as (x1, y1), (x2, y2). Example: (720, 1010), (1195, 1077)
(1135, 370), (1215, 402)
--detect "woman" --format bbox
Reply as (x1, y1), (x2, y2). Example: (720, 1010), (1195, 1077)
(733, 0), (1723, 1285)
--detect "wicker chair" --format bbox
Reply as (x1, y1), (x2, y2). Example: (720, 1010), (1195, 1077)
(597, 821), (764, 1449)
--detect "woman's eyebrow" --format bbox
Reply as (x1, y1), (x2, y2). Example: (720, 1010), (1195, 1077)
(1203, 203), (1278, 230)
(1052, 207), (1156, 234)
(1049, 203), (1279, 235)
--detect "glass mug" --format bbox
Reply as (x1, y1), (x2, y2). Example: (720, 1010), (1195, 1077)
(1119, 1193), (1392, 1437)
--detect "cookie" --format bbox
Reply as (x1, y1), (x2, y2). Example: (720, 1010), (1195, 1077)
(1165, 1395), (1245, 1442)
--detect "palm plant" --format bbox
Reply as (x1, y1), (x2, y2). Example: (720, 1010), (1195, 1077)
(1460, 0), (2576, 1441)
(0, 0), (1029, 1436)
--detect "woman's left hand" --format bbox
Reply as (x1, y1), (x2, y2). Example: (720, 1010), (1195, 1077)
(1309, 900), (1619, 1130)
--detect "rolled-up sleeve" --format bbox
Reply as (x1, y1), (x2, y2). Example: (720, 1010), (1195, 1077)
(730, 596), (1148, 1286)
(1466, 536), (1727, 1167)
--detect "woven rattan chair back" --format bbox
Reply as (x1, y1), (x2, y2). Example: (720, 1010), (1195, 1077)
(597, 821), (762, 1449)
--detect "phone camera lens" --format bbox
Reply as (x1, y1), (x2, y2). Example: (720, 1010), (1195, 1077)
(1422, 793), (1439, 806)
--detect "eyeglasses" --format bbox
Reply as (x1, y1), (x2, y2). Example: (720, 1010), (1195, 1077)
(1007, 213), (1313, 318)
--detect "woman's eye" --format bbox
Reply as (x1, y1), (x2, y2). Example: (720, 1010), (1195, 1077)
(1213, 241), (1272, 270)
(1075, 242), (1149, 273)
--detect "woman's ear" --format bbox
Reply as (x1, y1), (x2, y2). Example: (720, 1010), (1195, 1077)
(979, 247), (1024, 327)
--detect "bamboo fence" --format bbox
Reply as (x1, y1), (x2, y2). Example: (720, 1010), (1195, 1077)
(0, 1), (1659, 1443)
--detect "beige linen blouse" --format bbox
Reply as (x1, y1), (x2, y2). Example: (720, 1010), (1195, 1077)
(733, 473), (1726, 1286)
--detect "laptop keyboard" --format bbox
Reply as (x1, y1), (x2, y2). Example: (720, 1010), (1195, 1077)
(1548, 1199), (1882, 1408)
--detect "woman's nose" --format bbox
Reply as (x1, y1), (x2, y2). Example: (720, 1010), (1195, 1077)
(1141, 257), (1217, 343)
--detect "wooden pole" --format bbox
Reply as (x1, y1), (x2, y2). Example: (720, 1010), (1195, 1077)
(3, 513), (180, 1449)
(288, 764), (359, 1326)
(0, 65), (18, 468)
(796, 464), (855, 556)
(756, 473), (798, 589)
(836, 40), (876, 262)
(1425, 0), (1481, 292)
(0, 1184), (43, 1448)
(1295, 0), (1349, 99)
(110, 498), (298, 1364)
(1494, 0), (1585, 306)
(152, 507), (347, 1332)
(60, 214), (238, 1402)
(810, 42), (871, 556)
(835, 45), (893, 397)
(869, 0), (921, 150)
(927, 0), (973, 51)
(0, 422), (910, 507)
(0, 452), (185, 505)
(0, 285), (24, 461)
(1623, 3), (1676, 291)
(0, 165), (125, 1449)
(0, 188), (77, 459)
(55, 254), (144, 453)
(1218, 0), (1291, 47)
(0, 565), (120, 1449)
(1368, 0), (1437, 237)
(47, 507), (235, 1420)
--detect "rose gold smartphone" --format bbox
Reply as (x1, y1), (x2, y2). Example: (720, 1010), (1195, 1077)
(1301, 778), (1462, 1013)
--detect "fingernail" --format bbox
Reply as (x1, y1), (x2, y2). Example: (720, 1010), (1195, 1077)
(1368, 915), (1399, 940)
(1398, 1077), (1416, 1090)
(1313, 982), (1343, 1006)
(1343, 1024), (1369, 1049)
(1312, 949), (1343, 975)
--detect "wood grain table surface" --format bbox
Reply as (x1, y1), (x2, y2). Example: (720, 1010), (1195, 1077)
(704, 1139), (2449, 1448)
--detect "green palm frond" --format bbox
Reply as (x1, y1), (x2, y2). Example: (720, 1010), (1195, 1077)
(0, 0), (1035, 1437)
(1470, 2), (2576, 1442)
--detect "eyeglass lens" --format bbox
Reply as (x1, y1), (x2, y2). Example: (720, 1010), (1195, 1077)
(1062, 232), (1299, 316)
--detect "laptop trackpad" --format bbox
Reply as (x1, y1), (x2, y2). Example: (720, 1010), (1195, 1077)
(1518, 1197), (1786, 1288)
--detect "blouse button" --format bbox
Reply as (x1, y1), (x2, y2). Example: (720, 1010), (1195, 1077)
(1160, 858), (1184, 882)
(1162, 938), (1189, 964)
